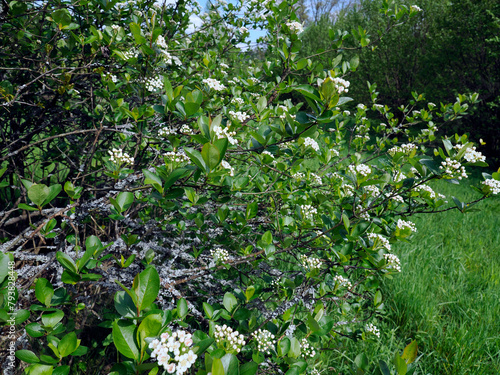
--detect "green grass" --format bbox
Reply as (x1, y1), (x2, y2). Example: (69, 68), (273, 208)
(324, 177), (500, 374)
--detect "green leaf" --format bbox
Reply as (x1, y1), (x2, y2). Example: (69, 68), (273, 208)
(143, 169), (163, 194)
(58, 332), (79, 357)
(56, 252), (78, 274)
(355, 353), (369, 371)
(203, 302), (214, 319)
(28, 184), (50, 207)
(177, 298), (188, 319)
(262, 231), (273, 245)
(240, 361), (258, 375)
(35, 278), (54, 307)
(43, 184), (62, 206)
(201, 143), (221, 171)
(18, 203), (39, 211)
(52, 9), (71, 27)
(85, 235), (102, 254)
(137, 314), (162, 350)
(288, 337), (300, 358)
(221, 353), (239, 375)
(0, 252), (10, 284)
(294, 85), (322, 102)
(402, 340), (418, 364)
(184, 147), (207, 173)
(16, 350), (40, 364)
(112, 319), (140, 360)
(115, 192), (134, 213)
(223, 292), (238, 313)
(245, 286), (255, 302)
(114, 291), (137, 318)
(211, 358), (224, 375)
(246, 202), (258, 220)
(192, 338), (214, 355)
(132, 266), (160, 311)
(25, 322), (45, 338)
(278, 338), (290, 357)
(394, 352), (408, 375)
(41, 310), (64, 328)
(162, 167), (192, 190)
(257, 96), (267, 113)
(25, 364), (54, 375)
(379, 360), (391, 375)
(130, 22), (147, 44)
(52, 366), (70, 375)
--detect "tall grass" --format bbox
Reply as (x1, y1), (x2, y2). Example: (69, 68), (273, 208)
(324, 177), (500, 374)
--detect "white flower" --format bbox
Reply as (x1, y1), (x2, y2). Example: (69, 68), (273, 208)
(439, 158), (467, 180)
(108, 148), (134, 165)
(286, 21), (303, 33)
(228, 110), (249, 122)
(384, 253), (401, 272)
(253, 329), (275, 354)
(239, 26), (248, 33)
(144, 76), (163, 92)
(300, 338), (316, 358)
(231, 97), (244, 106)
(332, 77), (350, 94)
(213, 125), (238, 145)
(300, 254), (322, 270)
(333, 275), (352, 288)
(202, 78), (226, 91)
(156, 35), (168, 49)
(410, 5), (422, 12)
(261, 150), (274, 158)
(211, 247), (229, 263)
(348, 163), (371, 177)
(482, 179), (500, 195)
(303, 137), (319, 152)
(388, 143), (416, 156)
(300, 204), (317, 220)
(368, 233), (391, 251)
(365, 323), (380, 338)
(396, 219), (417, 232)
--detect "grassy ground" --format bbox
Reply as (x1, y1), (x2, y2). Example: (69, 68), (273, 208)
(324, 177), (500, 374)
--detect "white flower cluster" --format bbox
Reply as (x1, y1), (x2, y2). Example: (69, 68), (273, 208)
(122, 49), (138, 60)
(365, 323), (380, 338)
(373, 104), (384, 110)
(414, 184), (441, 199)
(303, 137), (320, 152)
(180, 124), (192, 134)
(286, 21), (304, 33)
(348, 163), (372, 177)
(228, 110), (249, 122)
(111, 24), (120, 31)
(156, 35), (168, 49)
(213, 125), (238, 145)
(300, 338), (316, 358)
(357, 103), (366, 110)
(163, 51), (182, 66)
(144, 76), (163, 92)
(482, 179), (500, 195)
(396, 219), (417, 232)
(368, 233), (391, 251)
(106, 74), (118, 83)
(164, 151), (189, 164)
(384, 253), (401, 272)
(210, 247), (229, 263)
(460, 146), (486, 163)
(248, 77), (259, 85)
(388, 143), (416, 156)
(364, 185), (380, 197)
(239, 26), (248, 33)
(253, 329), (275, 354)
(214, 325), (246, 353)
(159, 126), (176, 137)
(202, 78), (226, 91)
(300, 254), (322, 270)
(231, 97), (244, 106)
(310, 173), (322, 185)
(410, 5), (422, 12)
(149, 330), (197, 374)
(390, 194), (404, 203)
(440, 158), (467, 179)
(220, 63), (229, 69)
(292, 172), (305, 180)
(332, 77), (350, 94)
(108, 148), (134, 165)
(300, 204), (317, 220)
(221, 160), (235, 176)
(333, 275), (352, 288)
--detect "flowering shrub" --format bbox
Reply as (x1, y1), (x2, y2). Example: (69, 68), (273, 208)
(0, 0), (498, 375)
